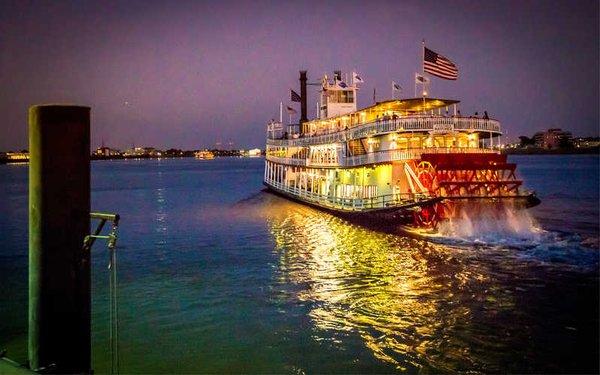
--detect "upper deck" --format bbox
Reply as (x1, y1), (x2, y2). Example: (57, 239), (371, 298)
(268, 114), (500, 147)
(267, 98), (501, 147)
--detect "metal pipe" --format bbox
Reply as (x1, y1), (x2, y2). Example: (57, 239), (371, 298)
(90, 212), (120, 223)
(28, 104), (91, 373)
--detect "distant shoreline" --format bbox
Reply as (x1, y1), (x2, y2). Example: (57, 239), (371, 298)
(0, 154), (263, 164)
(2, 149), (598, 165)
(90, 155), (262, 161)
(502, 147), (599, 155)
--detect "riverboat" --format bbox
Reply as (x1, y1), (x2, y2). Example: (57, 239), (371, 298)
(264, 70), (540, 229)
(194, 150), (215, 160)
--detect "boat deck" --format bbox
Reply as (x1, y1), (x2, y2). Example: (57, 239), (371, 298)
(264, 180), (438, 212)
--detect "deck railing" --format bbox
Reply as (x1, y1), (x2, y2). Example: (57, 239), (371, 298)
(266, 147), (499, 168)
(264, 155), (308, 166)
(266, 180), (430, 211)
(267, 116), (501, 147)
(344, 147), (498, 167)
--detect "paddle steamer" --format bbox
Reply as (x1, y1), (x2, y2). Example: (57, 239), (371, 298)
(264, 70), (539, 228)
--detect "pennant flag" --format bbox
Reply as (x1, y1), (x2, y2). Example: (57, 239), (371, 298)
(415, 73), (430, 84)
(352, 72), (364, 83)
(338, 81), (348, 88)
(286, 106), (297, 115)
(423, 47), (458, 80)
(291, 89), (301, 102)
(392, 81), (401, 91)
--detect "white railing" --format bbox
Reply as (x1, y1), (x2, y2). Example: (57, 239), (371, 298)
(267, 116), (501, 147)
(307, 160), (341, 167)
(344, 149), (421, 167)
(264, 155), (307, 166)
(265, 180), (430, 211)
(266, 147), (499, 168)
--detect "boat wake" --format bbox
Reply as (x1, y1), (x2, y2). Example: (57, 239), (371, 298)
(436, 202), (543, 245)
(235, 191), (598, 268)
(415, 202), (600, 269)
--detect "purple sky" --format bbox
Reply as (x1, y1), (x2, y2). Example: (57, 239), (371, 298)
(0, 0), (598, 150)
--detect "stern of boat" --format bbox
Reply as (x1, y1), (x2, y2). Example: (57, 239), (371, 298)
(406, 152), (541, 228)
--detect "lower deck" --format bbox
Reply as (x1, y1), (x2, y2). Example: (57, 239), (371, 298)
(264, 150), (538, 228)
(263, 159), (430, 211)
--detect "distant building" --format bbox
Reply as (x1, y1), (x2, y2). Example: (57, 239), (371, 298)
(94, 146), (121, 157)
(573, 137), (600, 149)
(533, 128), (573, 149)
(504, 142), (521, 149)
(1, 151), (29, 162)
(123, 147), (162, 157)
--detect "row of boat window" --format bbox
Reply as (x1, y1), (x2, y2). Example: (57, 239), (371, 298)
(267, 135), (479, 159)
(326, 90), (354, 104)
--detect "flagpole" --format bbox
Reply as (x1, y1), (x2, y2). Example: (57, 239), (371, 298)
(422, 39), (425, 77)
(414, 73), (417, 98)
(391, 81), (394, 99)
(279, 102), (283, 123)
(422, 39), (426, 113)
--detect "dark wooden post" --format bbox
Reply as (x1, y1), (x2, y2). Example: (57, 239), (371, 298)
(28, 104), (91, 373)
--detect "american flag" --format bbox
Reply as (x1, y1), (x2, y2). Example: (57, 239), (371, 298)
(290, 89), (301, 102)
(423, 47), (458, 80)
(286, 106), (297, 115)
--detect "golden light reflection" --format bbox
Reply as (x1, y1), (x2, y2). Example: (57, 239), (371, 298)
(257, 194), (517, 372)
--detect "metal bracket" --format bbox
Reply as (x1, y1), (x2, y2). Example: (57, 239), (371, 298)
(83, 212), (120, 252)
(82, 212), (121, 374)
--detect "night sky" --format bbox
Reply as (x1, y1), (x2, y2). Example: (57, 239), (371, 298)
(0, 0), (598, 150)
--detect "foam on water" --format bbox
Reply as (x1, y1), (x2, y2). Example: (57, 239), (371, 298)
(438, 202), (542, 242)
(432, 202), (599, 270)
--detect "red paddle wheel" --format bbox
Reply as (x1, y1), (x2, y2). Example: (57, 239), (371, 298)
(411, 152), (524, 228)
(411, 161), (447, 228)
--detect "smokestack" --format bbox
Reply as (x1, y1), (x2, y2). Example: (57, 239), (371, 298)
(299, 71), (308, 126)
(333, 70), (342, 82)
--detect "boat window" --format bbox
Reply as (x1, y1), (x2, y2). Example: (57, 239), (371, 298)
(329, 90), (354, 104)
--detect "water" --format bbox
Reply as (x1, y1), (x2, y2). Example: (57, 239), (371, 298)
(0, 155), (598, 373)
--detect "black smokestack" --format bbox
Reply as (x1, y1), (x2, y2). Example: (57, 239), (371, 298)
(299, 70), (308, 126)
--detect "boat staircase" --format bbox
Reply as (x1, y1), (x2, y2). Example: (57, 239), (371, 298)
(348, 139), (367, 156)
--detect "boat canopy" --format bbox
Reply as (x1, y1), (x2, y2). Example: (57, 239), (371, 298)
(302, 97), (460, 130)
(366, 98), (460, 114)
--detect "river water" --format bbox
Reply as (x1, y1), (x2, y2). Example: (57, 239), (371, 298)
(0, 155), (598, 373)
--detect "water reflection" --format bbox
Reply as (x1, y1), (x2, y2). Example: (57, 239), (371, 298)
(259, 194), (543, 373)
(155, 170), (169, 258)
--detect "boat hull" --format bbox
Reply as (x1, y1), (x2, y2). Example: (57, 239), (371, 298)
(263, 181), (540, 230)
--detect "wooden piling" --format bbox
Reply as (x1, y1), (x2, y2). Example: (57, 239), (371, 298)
(28, 104), (91, 373)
